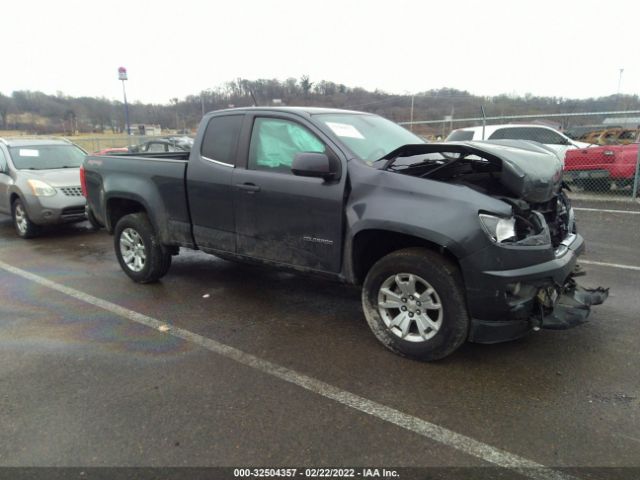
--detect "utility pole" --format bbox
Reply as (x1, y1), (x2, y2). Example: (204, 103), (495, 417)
(617, 68), (624, 96)
(410, 95), (414, 131)
(171, 98), (179, 132)
(118, 67), (131, 136)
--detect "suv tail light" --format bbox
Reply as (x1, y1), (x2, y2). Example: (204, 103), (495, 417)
(79, 165), (87, 197)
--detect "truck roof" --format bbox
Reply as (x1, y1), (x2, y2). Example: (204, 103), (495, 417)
(210, 106), (371, 116)
(0, 137), (72, 147)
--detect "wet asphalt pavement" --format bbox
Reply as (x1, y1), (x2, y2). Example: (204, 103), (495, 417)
(0, 200), (638, 479)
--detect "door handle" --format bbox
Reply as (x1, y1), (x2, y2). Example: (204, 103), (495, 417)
(236, 183), (261, 193)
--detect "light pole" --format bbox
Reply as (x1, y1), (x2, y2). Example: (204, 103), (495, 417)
(617, 68), (624, 96)
(118, 67), (131, 136)
(171, 98), (179, 132)
(410, 94), (414, 132)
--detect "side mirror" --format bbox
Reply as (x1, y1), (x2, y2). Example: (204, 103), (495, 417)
(291, 152), (335, 180)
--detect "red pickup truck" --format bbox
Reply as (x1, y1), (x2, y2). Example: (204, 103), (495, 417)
(564, 143), (639, 191)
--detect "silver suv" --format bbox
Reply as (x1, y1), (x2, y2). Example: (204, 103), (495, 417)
(0, 138), (87, 238)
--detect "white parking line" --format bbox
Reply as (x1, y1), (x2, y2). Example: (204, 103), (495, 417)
(580, 260), (640, 272)
(0, 259), (577, 480)
(574, 207), (640, 215)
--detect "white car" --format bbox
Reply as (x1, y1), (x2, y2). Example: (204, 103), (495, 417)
(446, 124), (590, 161)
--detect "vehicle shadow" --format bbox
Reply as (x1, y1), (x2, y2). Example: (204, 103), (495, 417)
(0, 214), (100, 241)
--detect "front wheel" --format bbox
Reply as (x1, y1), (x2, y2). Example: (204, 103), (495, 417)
(362, 248), (469, 361)
(113, 213), (172, 283)
(12, 199), (39, 239)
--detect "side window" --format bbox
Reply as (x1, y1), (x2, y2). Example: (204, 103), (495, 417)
(147, 143), (166, 153)
(447, 130), (474, 141)
(528, 129), (566, 145)
(0, 148), (7, 171)
(488, 128), (511, 140)
(248, 118), (326, 173)
(490, 127), (565, 144)
(200, 115), (244, 166)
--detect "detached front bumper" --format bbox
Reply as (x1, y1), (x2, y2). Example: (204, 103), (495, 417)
(462, 233), (608, 343)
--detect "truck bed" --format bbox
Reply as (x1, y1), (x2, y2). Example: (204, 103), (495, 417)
(83, 153), (193, 247)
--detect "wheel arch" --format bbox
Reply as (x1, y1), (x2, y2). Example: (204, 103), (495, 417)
(105, 194), (154, 233)
(349, 228), (462, 286)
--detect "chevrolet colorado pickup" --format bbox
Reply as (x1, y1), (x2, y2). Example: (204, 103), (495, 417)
(82, 107), (607, 360)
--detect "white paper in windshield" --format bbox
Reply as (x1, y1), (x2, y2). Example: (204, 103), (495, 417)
(19, 149), (40, 157)
(325, 122), (365, 139)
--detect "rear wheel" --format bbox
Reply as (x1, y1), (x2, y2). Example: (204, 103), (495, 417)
(114, 213), (171, 283)
(362, 248), (469, 361)
(12, 199), (39, 239)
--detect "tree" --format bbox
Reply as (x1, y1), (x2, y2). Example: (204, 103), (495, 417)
(0, 94), (14, 129)
(300, 75), (313, 95)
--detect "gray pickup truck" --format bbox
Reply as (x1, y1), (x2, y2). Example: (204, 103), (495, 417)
(82, 107), (607, 360)
(0, 138), (88, 238)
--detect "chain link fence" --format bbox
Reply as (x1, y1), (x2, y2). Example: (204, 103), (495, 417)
(400, 110), (640, 202)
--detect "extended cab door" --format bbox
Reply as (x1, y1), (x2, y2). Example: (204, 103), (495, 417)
(186, 113), (245, 252)
(233, 113), (346, 273)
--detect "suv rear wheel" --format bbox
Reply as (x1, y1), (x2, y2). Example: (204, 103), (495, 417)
(362, 248), (469, 361)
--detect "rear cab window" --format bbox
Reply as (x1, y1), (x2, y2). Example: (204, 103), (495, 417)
(200, 115), (244, 166)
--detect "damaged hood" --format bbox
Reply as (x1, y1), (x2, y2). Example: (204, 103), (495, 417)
(382, 140), (564, 203)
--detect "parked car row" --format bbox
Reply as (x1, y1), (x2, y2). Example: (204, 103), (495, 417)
(574, 127), (639, 146)
(445, 124), (590, 163)
(94, 136), (194, 156)
(447, 124), (639, 193)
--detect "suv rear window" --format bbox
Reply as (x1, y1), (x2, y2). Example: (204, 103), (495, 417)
(446, 130), (474, 141)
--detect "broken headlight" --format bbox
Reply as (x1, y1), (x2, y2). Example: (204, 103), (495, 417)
(479, 214), (517, 243)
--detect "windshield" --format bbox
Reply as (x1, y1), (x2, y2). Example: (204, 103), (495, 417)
(314, 113), (424, 161)
(9, 145), (86, 170)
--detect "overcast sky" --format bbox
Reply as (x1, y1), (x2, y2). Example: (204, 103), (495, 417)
(3, 0), (637, 104)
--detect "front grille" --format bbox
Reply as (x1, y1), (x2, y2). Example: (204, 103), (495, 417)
(60, 186), (83, 196)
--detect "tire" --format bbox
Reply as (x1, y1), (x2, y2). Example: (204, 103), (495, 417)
(12, 198), (39, 239)
(86, 207), (102, 230)
(362, 248), (469, 361)
(113, 213), (172, 283)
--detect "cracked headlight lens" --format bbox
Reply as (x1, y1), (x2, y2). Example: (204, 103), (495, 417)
(479, 214), (517, 243)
